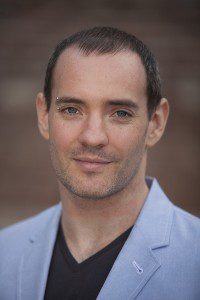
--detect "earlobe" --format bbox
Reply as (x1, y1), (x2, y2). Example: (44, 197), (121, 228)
(147, 98), (169, 148)
(36, 93), (50, 140)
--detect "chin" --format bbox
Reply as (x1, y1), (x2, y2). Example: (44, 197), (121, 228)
(59, 173), (131, 201)
(63, 182), (116, 200)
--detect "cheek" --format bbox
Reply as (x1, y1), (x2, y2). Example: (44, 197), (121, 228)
(108, 124), (142, 156)
(49, 120), (80, 153)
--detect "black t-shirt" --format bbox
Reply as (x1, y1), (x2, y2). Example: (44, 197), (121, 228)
(44, 222), (132, 300)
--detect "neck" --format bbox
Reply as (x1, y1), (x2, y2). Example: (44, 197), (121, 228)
(59, 169), (149, 263)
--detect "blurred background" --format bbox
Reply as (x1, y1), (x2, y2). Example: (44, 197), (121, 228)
(0, 0), (199, 228)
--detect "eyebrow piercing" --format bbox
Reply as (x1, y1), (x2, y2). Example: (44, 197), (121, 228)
(56, 107), (60, 110)
(56, 97), (59, 100)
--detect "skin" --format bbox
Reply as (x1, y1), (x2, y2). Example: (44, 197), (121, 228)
(36, 47), (169, 262)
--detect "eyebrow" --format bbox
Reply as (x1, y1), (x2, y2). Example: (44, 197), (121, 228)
(56, 97), (84, 105)
(56, 96), (139, 111)
(107, 99), (139, 111)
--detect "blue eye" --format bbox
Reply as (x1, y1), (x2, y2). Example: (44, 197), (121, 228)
(116, 110), (130, 118)
(66, 107), (78, 114)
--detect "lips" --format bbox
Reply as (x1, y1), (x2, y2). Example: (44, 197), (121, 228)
(74, 157), (111, 163)
(73, 157), (111, 172)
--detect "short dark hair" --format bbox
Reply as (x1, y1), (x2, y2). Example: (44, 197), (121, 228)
(44, 26), (162, 118)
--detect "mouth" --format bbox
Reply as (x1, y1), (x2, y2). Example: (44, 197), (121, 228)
(73, 157), (112, 172)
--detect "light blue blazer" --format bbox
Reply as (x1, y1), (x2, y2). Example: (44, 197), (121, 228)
(0, 178), (200, 300)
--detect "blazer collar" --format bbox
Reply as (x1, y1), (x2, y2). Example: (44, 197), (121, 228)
(97, 177), (174, 299)
(18, 203), (62, 300)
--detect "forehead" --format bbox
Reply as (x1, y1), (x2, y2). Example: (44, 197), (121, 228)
(52, 47), (147, 104)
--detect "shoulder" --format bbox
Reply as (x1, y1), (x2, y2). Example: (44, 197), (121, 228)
(0, 203), (61, 253)
(0, 204), (61, 299)
(171, 204), (200, 243)
(147, 177), (200, 241)
(173, 204), (200, 233)
(159, 203), (200, 278)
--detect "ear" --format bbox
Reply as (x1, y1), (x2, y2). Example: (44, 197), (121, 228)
(36, 93), (49, 140)
(146, 98), (169, 148)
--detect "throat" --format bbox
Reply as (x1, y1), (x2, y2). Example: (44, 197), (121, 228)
(60, 175), (149, 262)
(60, 221), (133, 264)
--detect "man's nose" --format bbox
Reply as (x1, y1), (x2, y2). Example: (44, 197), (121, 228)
(78, 114), (109, 148)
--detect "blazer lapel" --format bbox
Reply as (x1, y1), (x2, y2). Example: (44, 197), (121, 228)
(18, 204), (62, 300)
(97, 225), (161, 300)
(97, 178), (174, 299)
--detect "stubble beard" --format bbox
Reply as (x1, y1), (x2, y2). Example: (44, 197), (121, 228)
(49, 137), (147, 201)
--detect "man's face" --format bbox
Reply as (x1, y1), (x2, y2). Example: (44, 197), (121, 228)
(46, 48), (150, 199)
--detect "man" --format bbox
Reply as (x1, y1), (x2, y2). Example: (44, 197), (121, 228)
(0, 27), (199, 300)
